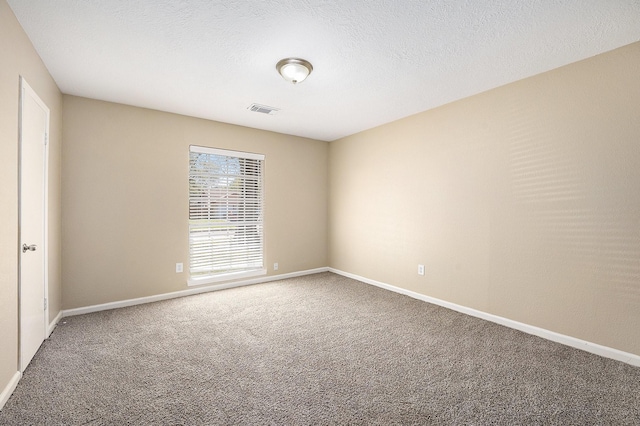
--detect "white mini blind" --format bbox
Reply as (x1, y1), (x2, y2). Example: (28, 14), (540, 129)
(188, 146), (265, 284)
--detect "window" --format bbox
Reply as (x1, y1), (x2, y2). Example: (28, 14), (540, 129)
(188, 146), (265, 285)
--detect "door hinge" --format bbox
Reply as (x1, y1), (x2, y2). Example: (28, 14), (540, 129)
(44, 298), (48, 310)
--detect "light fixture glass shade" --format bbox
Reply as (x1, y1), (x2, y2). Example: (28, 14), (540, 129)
(276, 58), (313, 84)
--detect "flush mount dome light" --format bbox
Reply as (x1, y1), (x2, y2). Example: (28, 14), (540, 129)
(276, 58), (313, 84)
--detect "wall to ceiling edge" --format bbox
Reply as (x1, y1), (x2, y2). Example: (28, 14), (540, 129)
(0, 0), (63, 404)
(2, 0), (640, 408)
(329, 41), (640, 356)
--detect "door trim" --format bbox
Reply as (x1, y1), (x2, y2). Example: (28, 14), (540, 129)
(18, 76), (50, 373)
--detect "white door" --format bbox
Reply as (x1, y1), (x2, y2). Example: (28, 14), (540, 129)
(19, 77), (49, 372)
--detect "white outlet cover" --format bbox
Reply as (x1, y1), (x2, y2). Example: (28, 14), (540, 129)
(176, 263), (183, 273)
(274, 263), (279, 271)
(418, 264), (425, 276)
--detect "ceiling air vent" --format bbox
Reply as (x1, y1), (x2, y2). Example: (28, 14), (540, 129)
(248, 103), (279, 115)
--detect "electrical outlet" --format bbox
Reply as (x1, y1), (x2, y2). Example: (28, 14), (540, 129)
(274, 262), (279, 271)
(176, 263), (183, 273)
(418, 264), (425, 276)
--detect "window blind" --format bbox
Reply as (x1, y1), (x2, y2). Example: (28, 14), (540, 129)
(188, 146), (265, 284)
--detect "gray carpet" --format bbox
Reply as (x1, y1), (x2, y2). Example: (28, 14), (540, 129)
(1, 272), (639, 425)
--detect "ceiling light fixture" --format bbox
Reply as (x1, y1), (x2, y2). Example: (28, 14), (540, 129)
(276, 58), (313, 84)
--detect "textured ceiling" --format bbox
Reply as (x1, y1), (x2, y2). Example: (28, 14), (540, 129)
(7, 0), (640, 141)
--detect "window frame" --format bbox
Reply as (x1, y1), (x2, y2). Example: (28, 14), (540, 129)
(187, 145), (266, 286)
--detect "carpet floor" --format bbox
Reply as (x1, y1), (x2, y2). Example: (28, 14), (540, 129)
(1, 272), (639, 425)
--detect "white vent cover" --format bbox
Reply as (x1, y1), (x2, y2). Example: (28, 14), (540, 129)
(248, 103), (279, 115)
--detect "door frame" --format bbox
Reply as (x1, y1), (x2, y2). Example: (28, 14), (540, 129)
(18, 76), (50, 373)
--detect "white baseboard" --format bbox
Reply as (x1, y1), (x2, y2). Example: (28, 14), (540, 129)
(329, 268), (640, 368)
(60, 266), (640, 366)
(47, 310), (62, 337)
(0, 371), (21, 411)
(1, 314), (62, 411)
(62, 267), (329, 318)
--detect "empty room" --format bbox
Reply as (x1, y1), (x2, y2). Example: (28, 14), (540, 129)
(1, 0), (640, 424)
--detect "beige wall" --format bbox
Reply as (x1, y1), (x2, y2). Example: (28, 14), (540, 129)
(0, 0), (62, 397)
(62, 96), (328, 309)
(2, 1), (639, 405)
(329, 42), (640, 356)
